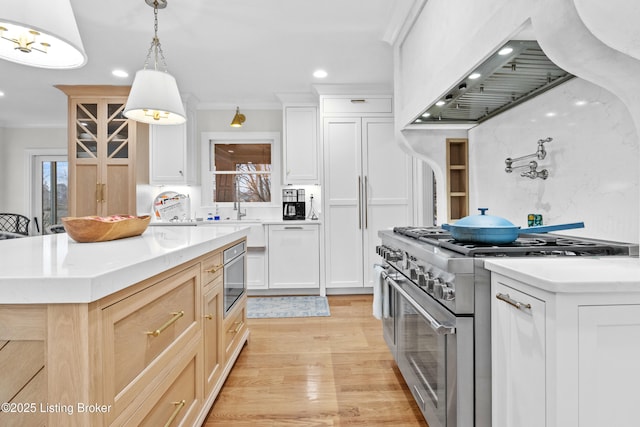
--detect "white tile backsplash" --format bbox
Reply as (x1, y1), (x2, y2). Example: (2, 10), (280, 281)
(469, 78), (639, 243)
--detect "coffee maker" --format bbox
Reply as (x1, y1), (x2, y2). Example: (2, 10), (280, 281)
(282, 189), (306, 220)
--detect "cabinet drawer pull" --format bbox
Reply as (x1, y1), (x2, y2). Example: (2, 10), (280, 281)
(204, 313), (213, 320)
(350, 99), (366, 103)
(496, 293), (531, 311)
(164, 399), (186, 427)
(146, 310), (185, 337)
(284, 226), (303, 230)
(205, 264), (223, 273)
(227, 321), (243, 334)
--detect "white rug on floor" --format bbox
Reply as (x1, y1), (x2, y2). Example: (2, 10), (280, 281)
(246, 296), (331, 318)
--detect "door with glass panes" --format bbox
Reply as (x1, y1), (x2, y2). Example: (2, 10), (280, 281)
(68, 95), (136, 217)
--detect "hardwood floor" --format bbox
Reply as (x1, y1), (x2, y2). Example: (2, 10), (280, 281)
(203, 295), (427, 426)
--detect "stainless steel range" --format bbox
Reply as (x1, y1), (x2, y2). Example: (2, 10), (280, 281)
(376, 227), (638, 427)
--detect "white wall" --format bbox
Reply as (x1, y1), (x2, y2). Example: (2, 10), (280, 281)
(0, 127), (66, 214)
(469, 78), (639, 243)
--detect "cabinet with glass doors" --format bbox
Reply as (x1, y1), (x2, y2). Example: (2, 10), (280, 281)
(57, 85), (137, 217)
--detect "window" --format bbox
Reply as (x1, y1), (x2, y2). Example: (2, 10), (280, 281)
(213, 143), (272, 203)
(27, 151), (68, 234)
(201, 132), (281, 207)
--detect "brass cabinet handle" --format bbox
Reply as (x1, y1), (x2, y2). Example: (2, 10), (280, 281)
(227, 321), (243, 334)
(205, 264), (223, 274)
(496, 293), (532, 311)
(163, 400), (186, 427)
(146, 310), (185, 337)
(101, 183), (106, 202)
(204, 313), (213, 320)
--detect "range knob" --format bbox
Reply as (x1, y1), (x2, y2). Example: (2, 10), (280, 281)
(434, 281), (455, 301)
(384, 249), (402, 262)
(424, 272), (435, 291)
(410, 266), (422, 281)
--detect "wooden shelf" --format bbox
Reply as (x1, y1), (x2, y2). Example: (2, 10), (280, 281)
(446, 138), (469, 222)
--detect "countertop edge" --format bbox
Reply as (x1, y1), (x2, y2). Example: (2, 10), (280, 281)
(0, 227), (249, 305)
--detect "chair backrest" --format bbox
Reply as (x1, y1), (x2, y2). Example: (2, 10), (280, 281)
(0, 213), (30, 236)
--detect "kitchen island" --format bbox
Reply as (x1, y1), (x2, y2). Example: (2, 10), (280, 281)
(0, 225), (250, 426)
(485, 257), (640, 427)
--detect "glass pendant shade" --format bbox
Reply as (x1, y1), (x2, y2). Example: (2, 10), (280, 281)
(124, 69), (186, 125)
(0, 0), (87, 69)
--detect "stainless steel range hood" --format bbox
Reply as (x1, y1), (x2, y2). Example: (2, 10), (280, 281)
(413, 40), (574, 125)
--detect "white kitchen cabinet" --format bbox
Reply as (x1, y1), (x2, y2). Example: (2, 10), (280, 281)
(149, 99), (197, 185)
(247, 249), (267, 290)
(322, 109), (412, 289)
(267, 224), (320, 289)
(491, 282), (546, 427)
(283, 106), (319, 184)
(488, 258), (640, 427)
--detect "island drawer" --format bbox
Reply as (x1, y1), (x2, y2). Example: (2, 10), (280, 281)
(202, 250), (223, 286)
(137, 348), (201, 427)
(101, 263), (201, 424)
(223, 295), (247, 362)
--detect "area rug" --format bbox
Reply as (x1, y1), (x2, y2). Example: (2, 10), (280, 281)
(246, 296), (331, 319)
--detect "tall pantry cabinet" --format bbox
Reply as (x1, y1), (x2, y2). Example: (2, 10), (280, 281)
(321, 95), (412, 289)
(57, 85), (137, 217)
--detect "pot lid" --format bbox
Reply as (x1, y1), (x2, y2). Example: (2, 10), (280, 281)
(454, 208), (516, 228)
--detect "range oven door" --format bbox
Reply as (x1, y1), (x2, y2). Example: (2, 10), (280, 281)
(387, 272), (473, 427)
(223, 241), (246, 316)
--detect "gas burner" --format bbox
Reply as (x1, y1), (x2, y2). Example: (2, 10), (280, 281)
(393, 226), (451, 240)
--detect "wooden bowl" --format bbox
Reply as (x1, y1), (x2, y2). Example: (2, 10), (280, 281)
(61, 215), (151, 243)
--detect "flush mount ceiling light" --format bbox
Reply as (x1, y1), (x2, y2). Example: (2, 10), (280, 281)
(230, 107), (246, 127)
(313, 69), (328, 78)
(123, 0), (186, 125)
(0, 0), (87, 69)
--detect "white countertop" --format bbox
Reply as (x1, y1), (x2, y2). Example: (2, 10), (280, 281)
(149, 219), (321, 226)
(484, 257), (640, 293)
(0, 225), (249, 304)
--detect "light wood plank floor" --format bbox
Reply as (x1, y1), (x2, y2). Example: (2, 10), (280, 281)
(203, 295), (427, 426)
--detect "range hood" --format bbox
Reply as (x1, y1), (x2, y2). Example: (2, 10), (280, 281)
(413, 40), (574, 125)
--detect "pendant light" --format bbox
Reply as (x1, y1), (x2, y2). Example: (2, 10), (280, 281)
(124, 0), (186, 125)
(230, 107), (246, 127)
(0, 0), (87, 69)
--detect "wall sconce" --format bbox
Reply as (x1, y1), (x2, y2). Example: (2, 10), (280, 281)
(123, 0), (186, 125)
(0, 0), (87, 69)
(230, 107), (246, 127)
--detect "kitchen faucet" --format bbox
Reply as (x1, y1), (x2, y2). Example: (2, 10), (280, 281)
(233, 176), (247, 220)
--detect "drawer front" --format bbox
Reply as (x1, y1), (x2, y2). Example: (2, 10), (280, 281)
(139, 353), (199, 427)
(102, 264), (200, 422)
(202, 251), (223, 286)
(203, 280), (223, 395)
(322, 96), (392, 114)
(223, 297), (247, 362)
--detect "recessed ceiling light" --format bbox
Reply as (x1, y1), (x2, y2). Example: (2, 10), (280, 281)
(574, 100), (587, 106)
(498, 47), (513, 56)
(0, 91), (5, 97)
(436, 100), (446, 106)
(421, 112), (431, 118)
(546, 112), (556, 117)
(414, 118), (423, 123)
(313, 69), (328, 78)
(468, 72), (481, 80)
(112, 69), (129, 78)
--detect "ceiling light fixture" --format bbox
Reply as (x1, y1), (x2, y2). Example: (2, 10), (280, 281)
(230, 107), (246, 127)
(313, 69), (328, 78)
(123, 0), (186, 125)
(0, 0), (87, 69)
(112, 69), (129, 78)
(498, 46), (514, 55)
(469, 72), (481, 80)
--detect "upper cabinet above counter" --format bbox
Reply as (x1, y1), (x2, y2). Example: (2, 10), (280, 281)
(282, 105), (319, 185)
(149, 95), (199, 185)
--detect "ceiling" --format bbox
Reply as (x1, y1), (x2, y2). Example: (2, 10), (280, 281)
(0, 0), (413, 128)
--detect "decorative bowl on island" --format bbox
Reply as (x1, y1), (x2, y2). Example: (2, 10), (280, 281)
(61, 215), (151, 243)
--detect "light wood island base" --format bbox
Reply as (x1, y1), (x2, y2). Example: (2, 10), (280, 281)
(0, 237), (248, 427)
